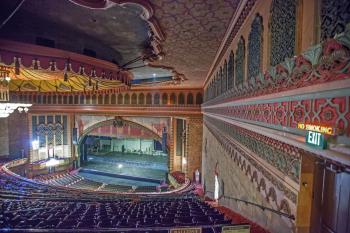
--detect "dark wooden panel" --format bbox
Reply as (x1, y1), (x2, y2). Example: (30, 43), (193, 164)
(322, 169), (340, 232)
(336, 172), (350, 233)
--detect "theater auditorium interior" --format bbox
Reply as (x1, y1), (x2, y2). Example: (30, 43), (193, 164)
(0, 0), (349, 233)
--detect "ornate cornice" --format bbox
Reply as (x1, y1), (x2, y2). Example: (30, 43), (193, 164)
(29, 105), (202, 117)
(204, 93), (350, 139)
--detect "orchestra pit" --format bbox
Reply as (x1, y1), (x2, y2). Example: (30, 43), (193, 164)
(0, 0), (349, 233)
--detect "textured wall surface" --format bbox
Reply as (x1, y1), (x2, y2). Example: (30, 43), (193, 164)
(186, 117), (203, 180)
(202, 125), (294, 233)
(0, 118), (9, 157)
(8, 112), (30, 158)
(0, 113), (29, 158)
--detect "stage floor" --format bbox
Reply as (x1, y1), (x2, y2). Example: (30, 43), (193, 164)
(81, 152), (168, 185)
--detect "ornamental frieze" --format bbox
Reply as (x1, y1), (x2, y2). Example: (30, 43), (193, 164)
(204, 95), (350, 137)
(204, 116), (301, 183)
(204, 24), (350, 106)
(204, 119), (298, 207)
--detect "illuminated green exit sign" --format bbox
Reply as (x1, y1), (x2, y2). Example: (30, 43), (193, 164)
(306, 131), (326, 149)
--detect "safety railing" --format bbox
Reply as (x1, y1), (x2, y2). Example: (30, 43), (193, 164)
(205, 191), (295, 220)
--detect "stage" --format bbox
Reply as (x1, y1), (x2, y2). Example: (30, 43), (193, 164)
(80, 152), (168, 186)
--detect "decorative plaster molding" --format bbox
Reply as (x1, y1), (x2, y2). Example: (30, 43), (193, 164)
(204, 94), (350, 138)
(204, 121), (296, 216)
(204, 27), (350, 105)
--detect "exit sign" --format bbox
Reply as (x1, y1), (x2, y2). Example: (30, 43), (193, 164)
(306, 131), (326, 149)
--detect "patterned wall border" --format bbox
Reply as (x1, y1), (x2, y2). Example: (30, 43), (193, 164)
(204, 119), (296, 216)
(204, 116), (301, 183)
(204, 94), (350, 137)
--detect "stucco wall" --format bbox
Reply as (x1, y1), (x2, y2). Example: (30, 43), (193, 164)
(202, 125), (294, 233)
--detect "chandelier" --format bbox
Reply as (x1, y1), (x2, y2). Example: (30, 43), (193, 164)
(0, 66), (32, 118)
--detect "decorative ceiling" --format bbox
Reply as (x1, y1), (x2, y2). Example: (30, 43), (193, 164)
(149, 0), (240, 87)
(0, 0), (241, 89)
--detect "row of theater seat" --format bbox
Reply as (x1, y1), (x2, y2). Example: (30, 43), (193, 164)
(37, 172), (158, 193)
(1, 198), (231, 230)
(0, 165), (233, 232)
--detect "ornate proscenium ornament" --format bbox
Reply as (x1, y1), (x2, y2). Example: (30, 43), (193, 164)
(0, 65), (32, 118)
(113, 116), (124, 128)
(0, 40), (133, 93)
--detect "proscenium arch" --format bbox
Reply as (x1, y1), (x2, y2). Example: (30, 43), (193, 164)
(77, 118), (166, 164)
(79, 118), (162, 144)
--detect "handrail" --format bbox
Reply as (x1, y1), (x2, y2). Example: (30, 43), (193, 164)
(0, 224), (233, 232)
(205, 191), (295, 220)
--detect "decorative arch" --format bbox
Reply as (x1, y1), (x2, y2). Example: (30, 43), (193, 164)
(154, 93), (160, 105)
(235, 36), (245, 86)
(74, 95), (79, 104)
(85, 95), (91, 104)
(124, 93), (130, 104)
(138, 93), (145, 105)
(170, 93), (176, 105)
(279, 199), (292, 215)
(196, 93), (203, 105)
(79, 95), (84, 104)
(270, 0), (296, 66)
(178, 92), (185, 105)
(248, 14), (263, 80)
(146, 93), (152, 104)
(219, 66), (224, 95)
(92, 95), (97, 104)
(228, 51), (234, 89)
(98, 95), (103, 104)
(131, 93), (137, 105)
(69, 95), (73, 104)
(187, 93), (194, 105)
(104, 94), (109, 104)
(223, 60), (227, 92)
(78, 118), (164, 162)
(111, 93), (116, 104)
(216, 74), (219, 97)
(63, 95), (68, 104)
(162, 93), (168, 104)
(267, 187), (277, 202)
(117, 93), (123, 104)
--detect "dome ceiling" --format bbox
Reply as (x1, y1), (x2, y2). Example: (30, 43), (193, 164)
(0, 0), (240, 89)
